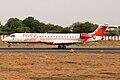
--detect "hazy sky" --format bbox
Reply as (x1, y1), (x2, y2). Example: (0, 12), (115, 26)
(0, 0), (120, 27)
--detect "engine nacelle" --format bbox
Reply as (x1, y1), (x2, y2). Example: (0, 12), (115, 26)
(80, 33), (92, 39)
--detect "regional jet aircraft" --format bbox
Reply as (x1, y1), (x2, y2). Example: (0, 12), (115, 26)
(2, 24), (111, 48)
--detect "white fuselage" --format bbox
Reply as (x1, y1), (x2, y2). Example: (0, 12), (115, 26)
(3, 33), (103, 45)
(3, 33), (84, 44)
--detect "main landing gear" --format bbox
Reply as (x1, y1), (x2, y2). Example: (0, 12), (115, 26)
(58, 45), (66, 49)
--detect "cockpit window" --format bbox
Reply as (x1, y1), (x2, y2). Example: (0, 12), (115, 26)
(10, 35), (15, 37)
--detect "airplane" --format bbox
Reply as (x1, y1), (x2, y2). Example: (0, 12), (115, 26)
(2, 24), (111, 48)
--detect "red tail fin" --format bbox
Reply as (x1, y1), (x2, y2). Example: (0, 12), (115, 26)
(81, 24), (109, 42)
(92, 24), (108, 36)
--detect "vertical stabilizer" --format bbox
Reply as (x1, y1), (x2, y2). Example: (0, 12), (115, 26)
(92, 24), (108, 36)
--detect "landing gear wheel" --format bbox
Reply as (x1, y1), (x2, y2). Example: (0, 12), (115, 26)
(58, 45), (62, 49)
(62, 45), (66, 49)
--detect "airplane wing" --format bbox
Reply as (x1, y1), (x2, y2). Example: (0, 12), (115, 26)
(40, 40), (82, 45)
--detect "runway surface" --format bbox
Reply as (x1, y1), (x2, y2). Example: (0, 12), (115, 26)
(0, 48), (120, 53)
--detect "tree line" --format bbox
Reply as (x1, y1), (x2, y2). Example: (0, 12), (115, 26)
(0, 16), (119, 35)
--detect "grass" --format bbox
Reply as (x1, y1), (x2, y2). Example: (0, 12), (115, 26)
(29, 76), (83, 80)
(0, 40), (119, 80)
(0, 52), (119, 80)
(60, 61), (79, 65)
(100, 72), (115, 75)
(100, 76), (115, 79)
(0, 67), (30, 73)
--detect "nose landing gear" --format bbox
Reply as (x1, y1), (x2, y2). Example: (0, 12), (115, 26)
(8, 43), (11, 47)
(58, 45), (66, 49)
